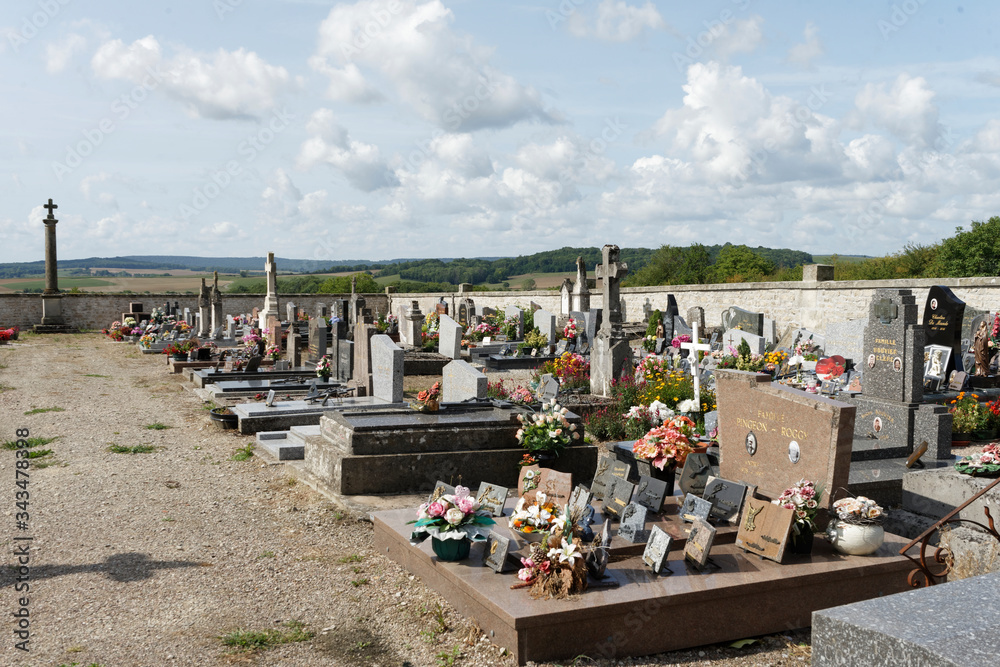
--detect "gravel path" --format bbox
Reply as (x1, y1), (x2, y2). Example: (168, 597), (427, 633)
(0, 334), (810, 667)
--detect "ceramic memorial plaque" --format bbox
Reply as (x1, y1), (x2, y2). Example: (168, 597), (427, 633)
(642, 525), (673, 575)
(427, 481), (456, 504)
(603, 477), (635, 519)
(483, 532), (512, 573)
(617, 503), (649, 543)
(735, 496), (795, 563)
(475, 482), (509, 518)
(680, 493), (712, 523)
(590, 454), (615, 501)
(703, 476), (748, 523)
(518, 466), (572, 505)
(634, 475), (669, 514)
(684, 517), (716, 569)
(678, 452), (713, 497)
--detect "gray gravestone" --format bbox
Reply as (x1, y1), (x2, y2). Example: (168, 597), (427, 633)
(569, 310), (587, 343)
(686, 306), (705, 334)
(535, 308), (557, 345)
(308, 317), (327, 363)
(861, 289), (923, 404)
(441, 360), (487, 403)
(438, 314), (463, 360)
(507, 306), (524, 340)
(823, 319), (864, 361)
(722, 306), (764, 336)
(721, 328), (767, 355)
(370, 334), (404, 403)
(539, 374), (559, 401)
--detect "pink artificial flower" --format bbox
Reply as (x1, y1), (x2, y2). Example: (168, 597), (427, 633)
(538, 560), (551, 574)
(520, 557), (535, 569)
(453, 485), (470, 500)
(517, 568), (535, 582)
(427, 502), (445, 517)
(456, 497), (474, 513)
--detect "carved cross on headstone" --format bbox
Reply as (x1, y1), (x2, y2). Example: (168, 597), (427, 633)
(680, 322), (713, 414)
(44, 198), (58, 218)
(595, 245), (628, 330)
(875, 298), (898, 325)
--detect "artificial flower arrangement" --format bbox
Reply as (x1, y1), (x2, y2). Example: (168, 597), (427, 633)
(632, 417), (696, 470)
(240, 331), (262, 349)
(955, 442), (1000, 477)
(509, 491), (563, 536)
(516, 399), (580, 457)
(467, 320), (500, 342)
(671, 334), (691, 349)
(773, 479), (823, 534)
(408, 485), (495, 543)
(139, 334), (155, 349)
(0, 328), (15, 342)
(162, 341), (195, 357)
(796, 337), (820, 362)
(831, 496), (885, 525)
(563, 318), (578, 340)
(514, 507), (588, 599)
(412, 381), (442, 412)
(486, 380), (535, 405)
(642, 335), (657, 352)
(315, 355), (332, 378)
(264, 344), (281, 361)
(375, 313), (397, 334)
(518, 329), (549, 354)
(123, 316), (137, 328)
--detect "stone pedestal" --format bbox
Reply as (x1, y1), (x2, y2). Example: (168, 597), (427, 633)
(591, 330), (631, 397)
(40, 293), (64, 326)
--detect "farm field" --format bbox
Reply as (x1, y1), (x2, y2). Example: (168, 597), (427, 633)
(0, 273), (235, 294)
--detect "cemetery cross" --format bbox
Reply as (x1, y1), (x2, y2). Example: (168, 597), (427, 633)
(680, 322), (712, 414)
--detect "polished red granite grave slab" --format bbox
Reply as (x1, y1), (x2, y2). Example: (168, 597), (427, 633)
(374, 506), (913, 665)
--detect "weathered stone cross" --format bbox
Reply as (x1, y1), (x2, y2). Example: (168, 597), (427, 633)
(680, 322), (712, 414)
(595, 245), (628, 331)
(44, 198), (58, 218)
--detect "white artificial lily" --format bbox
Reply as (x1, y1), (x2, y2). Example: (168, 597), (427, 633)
(547, 538), (581, 566)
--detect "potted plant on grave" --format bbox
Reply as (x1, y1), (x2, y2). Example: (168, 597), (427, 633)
(315, 355), (332, 382)
(264, 344), (281, 362)
(562, 318), (578, 343)
(516, 399), (579, 466)
(408, 485), (494, 562)
(139, 334), (155, 349)
(774, 479), (824, 555)
(518, 329), (549, 355)
(632, 418), (695, 493)
(509, 491), (564, 543)
(954, 442), (1000, 477)
(209, 406), (238, 430)
(240, 331), (262, 350)
(827, 495), (886, 555)
(411, 381), (441, 413)
(162, 341), (195, 361)
(949, 392), (994, 443)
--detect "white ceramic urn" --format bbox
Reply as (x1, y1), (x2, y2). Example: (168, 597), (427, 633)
(827, 521), (885, 556)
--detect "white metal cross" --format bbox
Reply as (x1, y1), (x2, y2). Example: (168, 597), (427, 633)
(680, 322), (712, 414)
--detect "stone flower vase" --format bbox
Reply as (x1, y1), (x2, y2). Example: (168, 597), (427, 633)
(431, 536), (470, 562)
(827, 522), (885, 556)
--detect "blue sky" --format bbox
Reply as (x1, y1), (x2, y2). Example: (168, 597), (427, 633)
(2, 0), (999, 264)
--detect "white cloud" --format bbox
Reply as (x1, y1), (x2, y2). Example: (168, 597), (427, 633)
(312, 0), (557, 131)
(91, 36), (296, 119)
(45, 33), (87, 73)
(567, 1), (667, 42)
(714, 16), (764, 60)
(853, 74), (940, 147)
(787, 22), (823, 68)
(296, 109), (398, 191)
(307, 58), (383, 103)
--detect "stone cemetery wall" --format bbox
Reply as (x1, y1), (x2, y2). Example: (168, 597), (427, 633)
(9, 273), (1000, 335)
(0, 293), (390, 331)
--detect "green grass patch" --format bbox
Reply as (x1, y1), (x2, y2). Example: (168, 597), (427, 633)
(144, 422), (171, 430)
(350, 578), (369, 587)
(230, 443), (254, 461)
(24, 406), (65, 415)
(220, 621), (314, 651)
(338, 554), (363, 564)
(2, 436), (57, 450)
(107, 443), (157, 454)
(259, 551), (275, 558)
(25, 449), (53, 459)
(0, 384), (14, 393)
(82, 374), (110, 378)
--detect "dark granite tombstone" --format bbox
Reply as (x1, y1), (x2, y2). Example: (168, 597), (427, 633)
(684, 517), (716, 569)
(642, 525), (672, 575)
(680, 493), (713, 523)
(661, 295), (679, 339)
(922, 286), (966, 375)
(617, 503), (649, 543)
(476, 482), (509, 517)
(722, 306), (764, 336)
(634, 475), (669, 514)
(603, 477), (635, 519)
(862, 289), (923, 404)
(703, 476), (748, 524)
(483, 532), (512, 573)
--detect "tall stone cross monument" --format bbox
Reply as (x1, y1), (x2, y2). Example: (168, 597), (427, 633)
(38, 198), (67, 329)
(591, 245), (630, 397)
(261, 252), (280, 325)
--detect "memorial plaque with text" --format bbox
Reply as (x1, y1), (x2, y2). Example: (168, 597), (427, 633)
(483, 532), (513, 573)
(703, 476), (748, 524)
(678, 452), (713, 497)
(603, 477), (635, 519)
(680, 493), (713, 523)
(634, 475), (669, 514)
(735, 497), (795, 563)
(475, 482), (509, 518)
(517, 466), (572, 505)
(427, 481), (455, 505)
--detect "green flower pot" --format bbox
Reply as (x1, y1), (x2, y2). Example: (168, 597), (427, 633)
(430, 537), (470, 562)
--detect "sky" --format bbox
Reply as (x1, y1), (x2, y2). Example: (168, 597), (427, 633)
(2, 0), (1000, 265)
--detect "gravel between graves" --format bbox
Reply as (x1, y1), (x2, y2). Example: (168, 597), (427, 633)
(0, 334), (810, 667)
